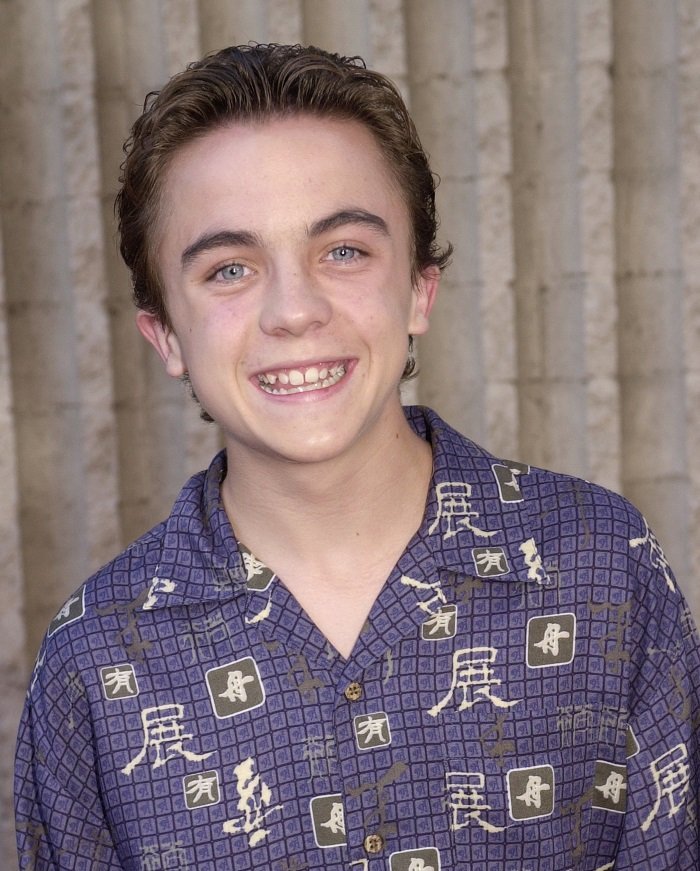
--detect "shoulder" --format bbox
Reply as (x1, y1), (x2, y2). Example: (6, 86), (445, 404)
(421, 403), (647, 537)
(516, 463), (687, 646)
(29, 520), (166, 689)
(421, 405), (666, 594)
(523, 461), (648, 541)
(31, 464), (214, 688)
(51, 517), (168, 633)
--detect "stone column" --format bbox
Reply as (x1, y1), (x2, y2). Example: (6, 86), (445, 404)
(612, 0), (689, 577)
(577, 0), (620, 492)
(507, 0), (588, 478)
(472, 0), (518, 458)
(405, 0), (486, 441)
(0, 0), (120, 658)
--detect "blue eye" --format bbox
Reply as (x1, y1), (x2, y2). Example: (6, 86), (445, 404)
(330, 246), (360, 262)
(216, 263), (248, 281)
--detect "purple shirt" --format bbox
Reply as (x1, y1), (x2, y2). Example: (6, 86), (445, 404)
(15, 407), (700, 869)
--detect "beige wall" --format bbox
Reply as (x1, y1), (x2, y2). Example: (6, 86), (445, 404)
(1, 0), (698, 864)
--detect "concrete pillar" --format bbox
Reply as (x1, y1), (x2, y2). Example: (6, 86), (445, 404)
(612, 0), (689, 578)
(577, 0), (620, 492)
(405, 0), (487, 442)
(0, 0), (120, 657)
(507, 0), (588, 478)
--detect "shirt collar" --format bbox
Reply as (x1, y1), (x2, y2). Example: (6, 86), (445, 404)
(137, 453), (249, 609)
(408, 406), (546, 586)
(141, 405), (546, 611)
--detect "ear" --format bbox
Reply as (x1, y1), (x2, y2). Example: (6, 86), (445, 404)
(408, 264), (440, 336)
(135, 310), (186, 378)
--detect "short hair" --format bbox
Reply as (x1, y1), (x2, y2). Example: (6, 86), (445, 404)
(116, 43), (451, 326)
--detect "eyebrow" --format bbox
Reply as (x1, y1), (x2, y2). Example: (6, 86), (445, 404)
(308, 208), (390, 238)
(181, 229), (263, 269)
(180, 208), (390, 270)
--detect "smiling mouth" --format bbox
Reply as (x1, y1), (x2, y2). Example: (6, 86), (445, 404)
(257, 362), (348, 395)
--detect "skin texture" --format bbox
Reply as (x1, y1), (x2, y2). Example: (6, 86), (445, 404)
(137, 116), (440, 656)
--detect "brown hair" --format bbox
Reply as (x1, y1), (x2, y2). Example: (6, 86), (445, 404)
(117, 43), (451, 327)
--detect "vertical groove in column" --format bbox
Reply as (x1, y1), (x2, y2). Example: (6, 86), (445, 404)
(369, 0), (408, 88)
(302, 0), (372, 60)
(507, 0), (588, 477)
(369, 0), (416, 405)
(677, 0), (700, 614)
(612, 0), (690, 578)
(473, 0), (518, 458)
(0, 231), (26, 869)
(577, 0), (620, 493)
(405, 0), (486, 440)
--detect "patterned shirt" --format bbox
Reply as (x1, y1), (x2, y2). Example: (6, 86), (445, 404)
(15, 406), (700, 870)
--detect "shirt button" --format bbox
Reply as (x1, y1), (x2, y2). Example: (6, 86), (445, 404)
(344, 681), (362, 701)
(364, 833), (384, 853)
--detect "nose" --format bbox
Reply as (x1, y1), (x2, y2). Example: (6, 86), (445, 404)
(258, 263), (333, 337)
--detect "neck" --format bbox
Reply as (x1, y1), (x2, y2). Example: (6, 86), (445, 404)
(220, 410), (432, 568)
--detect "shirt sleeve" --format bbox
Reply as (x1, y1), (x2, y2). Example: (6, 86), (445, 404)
(14, 645), (123, 870)
(613, 530), (700, 868)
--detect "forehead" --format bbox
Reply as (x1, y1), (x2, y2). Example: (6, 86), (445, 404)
(157, 115), (409, 243)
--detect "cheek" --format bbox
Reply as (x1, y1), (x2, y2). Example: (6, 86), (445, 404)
(353, 272), (415, 320)
(182, 308), (251, 369)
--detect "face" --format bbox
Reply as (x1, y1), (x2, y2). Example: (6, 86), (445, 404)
(138, 115), (438, 468)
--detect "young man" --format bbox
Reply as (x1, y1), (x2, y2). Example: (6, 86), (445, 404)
(15, 43), (700, 870)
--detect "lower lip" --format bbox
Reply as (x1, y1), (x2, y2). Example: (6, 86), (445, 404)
(253, 362), (355, 402)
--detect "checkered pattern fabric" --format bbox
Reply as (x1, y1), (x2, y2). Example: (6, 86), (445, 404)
(15, 407), (700, 869)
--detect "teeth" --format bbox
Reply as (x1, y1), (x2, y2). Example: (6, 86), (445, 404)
(258, 363), (346, 395)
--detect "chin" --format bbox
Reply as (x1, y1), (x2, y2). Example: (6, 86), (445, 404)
(268, 437), (351, 466)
